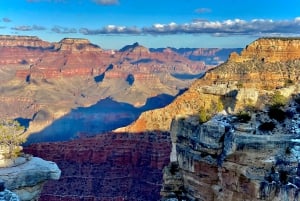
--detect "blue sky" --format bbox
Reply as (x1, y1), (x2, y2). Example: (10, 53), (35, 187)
(0, 0), (300, 49)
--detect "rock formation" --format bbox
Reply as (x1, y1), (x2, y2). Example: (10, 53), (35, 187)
(161, 105), (300, 201)
(24, 132), (171, 201)
(0, 154), (61, 201)
(116, 37), (300, 200)
(229, 37), (300, 63)
(0, 179), (19, 201)
(118, 37), (300, 132)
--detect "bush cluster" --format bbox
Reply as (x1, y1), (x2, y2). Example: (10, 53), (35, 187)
(199, 98), (224, 123)
(236, 111), (251, 123)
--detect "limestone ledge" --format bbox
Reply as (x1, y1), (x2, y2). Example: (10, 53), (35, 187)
(0, 156), (61, 201)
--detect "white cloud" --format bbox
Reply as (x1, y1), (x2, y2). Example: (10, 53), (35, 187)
(79, 18), (300, 37)
(195, 8), (211, 14)
(51, 26), (77, 34)
(295, 17), (300, 22)
(11, 25), (46, 31)
(92, 0), (119, 5)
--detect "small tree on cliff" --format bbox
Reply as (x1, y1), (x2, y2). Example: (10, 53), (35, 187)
(0, 120), (25, 159)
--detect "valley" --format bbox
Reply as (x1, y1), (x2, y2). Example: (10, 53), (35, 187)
(0, 35), (238, 143)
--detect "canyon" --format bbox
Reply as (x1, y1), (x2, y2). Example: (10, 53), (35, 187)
(0, 35), (238, 143)
(5, 36), (300, 201)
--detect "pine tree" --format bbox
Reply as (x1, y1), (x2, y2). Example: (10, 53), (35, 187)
(0, 120), (25, 159)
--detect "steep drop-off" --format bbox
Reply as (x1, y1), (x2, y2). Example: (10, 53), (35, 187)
(24, 132), (171, 201)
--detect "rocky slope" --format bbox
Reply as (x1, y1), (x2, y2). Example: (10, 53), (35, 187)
(24, 132), (171, 201)
(118, 37), (300, 132)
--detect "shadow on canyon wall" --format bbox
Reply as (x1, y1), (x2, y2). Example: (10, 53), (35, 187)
(24, 90), (186, 145)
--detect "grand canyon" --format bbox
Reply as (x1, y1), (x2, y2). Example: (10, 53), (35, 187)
(2, 35), (300, 201)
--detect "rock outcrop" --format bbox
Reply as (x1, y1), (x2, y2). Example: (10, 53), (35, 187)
(0, 179), (19, 201)
(0, 154), (61, 201)
(229, 37), (300, 63)
(161, 101), (300, 201)
(24, 132), (171, 201)
(0, 35), (52, 48)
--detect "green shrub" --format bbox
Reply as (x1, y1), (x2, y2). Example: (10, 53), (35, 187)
(199, 99), (223, 124)
(271, 91), (287, 107)
(199, 108), (210, 123)
(236, 82), (243, 88)
(236, 111), (251, 123)
(284, 79), (294, 87)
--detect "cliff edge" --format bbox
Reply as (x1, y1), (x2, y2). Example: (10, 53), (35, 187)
(0, 154), (61, 201)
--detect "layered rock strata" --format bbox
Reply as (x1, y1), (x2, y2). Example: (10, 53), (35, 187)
(24, 132), (171, 201)
(161, 106), (300, 201)
(0, 35), (214, 135)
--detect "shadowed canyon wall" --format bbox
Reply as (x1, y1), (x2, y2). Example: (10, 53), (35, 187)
(24, 132), (171, 201)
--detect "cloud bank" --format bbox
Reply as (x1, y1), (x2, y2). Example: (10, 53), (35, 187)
(78, 18), (300, 36)
(8, 17), (300, 38)
(52, 26), (77, 34)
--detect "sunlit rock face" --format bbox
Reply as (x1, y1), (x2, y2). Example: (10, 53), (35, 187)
(229, 37), (300, 63)
(0, 155), (61, 201)
(161, 110), (300, 201)
(119, 37), (300, 133)
(24, 132), (171, 201)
